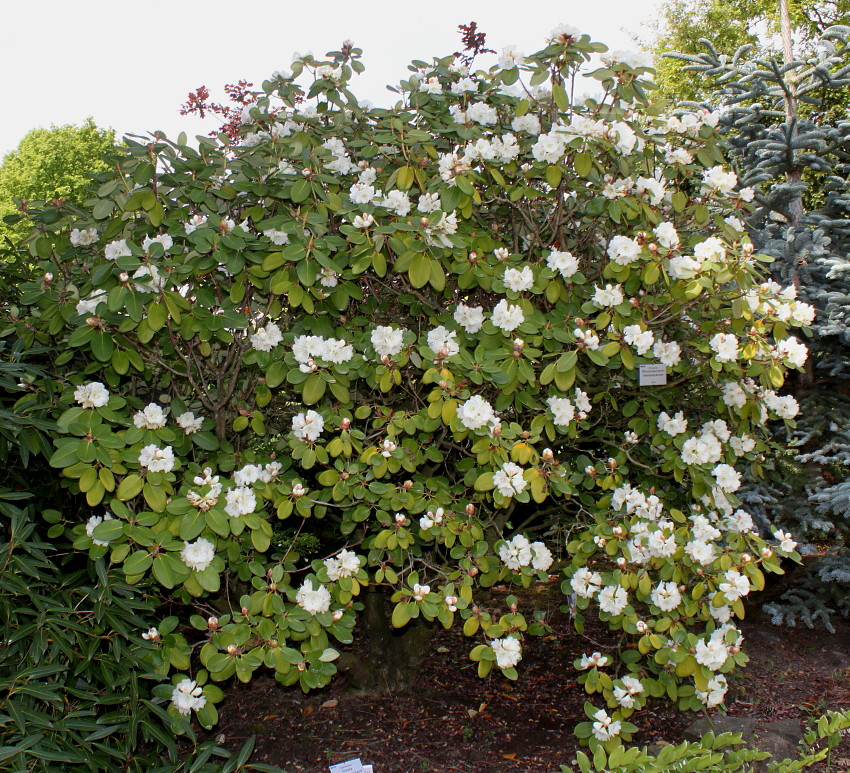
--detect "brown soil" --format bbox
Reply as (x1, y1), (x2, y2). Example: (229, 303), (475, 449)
(209, 588), (850, 773)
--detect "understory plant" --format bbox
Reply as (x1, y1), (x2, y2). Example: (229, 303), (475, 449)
(6, 24), (815, 752)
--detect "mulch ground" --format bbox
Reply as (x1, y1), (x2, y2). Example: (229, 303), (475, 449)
(208, 585), (850, 773)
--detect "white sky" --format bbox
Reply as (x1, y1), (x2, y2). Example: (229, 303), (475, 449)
(1, 0), (664, 158)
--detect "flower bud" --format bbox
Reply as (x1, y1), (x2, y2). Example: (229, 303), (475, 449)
(226, 644), (238, 655)
(612, 526), (624, 538)
(607, 457), (617, 469)
(332, 609), (344, 621)
(340, 417), (351, 430)
(43, 272), (53, 282)
(208, 616), (219, 629)
(585, 465), (597, 477)
(395, 513), (407, 526)
(542, 448), (554, 461)
(402, 480), (413, 490)
(467, 566), (478, 577)
(616, 557), (626, 568)
(741, 553), (752, 564)
(465, 503), (475, 516)
(761, 547), (774, 559)
(241, 606), (249, 616)
(636, 620), (648, 633)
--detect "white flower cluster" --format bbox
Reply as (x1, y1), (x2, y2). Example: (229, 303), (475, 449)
(181, 537), (215, 571)
(493, 462), (527, 497)
(491, 636), (522, 669)
(133, 402), (168, 430)
(324, 549), (360, 581)
(498, 535), (553, 571)
(371, 326), (406, 357)
(457, 395), (496, 431)
(86, 512), (113, 546)
(74, 382), (109, 409)
(187, 468), (222, 511)
(139, 444), (175, 473)
(454, 304), (485, 334)
(70, 227), (98, 246)
(292, 335), (354, 370)
(427, 326), (459, 358)
(177, 411), (204, 434)
(171, 678), (207, 716)
(296, 578), (331, 615)
(250, 322), (283, 352)
(292, 410), (324, 442)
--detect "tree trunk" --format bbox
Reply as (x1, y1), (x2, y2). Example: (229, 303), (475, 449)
(779, 0), (804, 226)
(336, 588), (435, 694)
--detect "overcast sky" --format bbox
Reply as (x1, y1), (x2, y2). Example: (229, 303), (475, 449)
(1, 0), (664, 158)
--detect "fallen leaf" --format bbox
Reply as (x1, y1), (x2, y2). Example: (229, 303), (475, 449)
(302, 707), (314, 716)
(467, 709), (478, 718)
(321, 699), (338, 709)
(503, 753), (517, 760)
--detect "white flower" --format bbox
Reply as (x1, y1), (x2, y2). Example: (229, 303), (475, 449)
(498, 45), (525, 69)
(133, 403), (168, 430)
(574, 388), (591, 414)
(224, 487), (257, 518)
(371, 326), (406, 357)
(504, 265), (534, 292)
(74, 382), (109, 409)
(651, 581), (682, 612)
(466, 102), (497, 125)
(352, 213), (374, 229)
(718, 569), (750, 601)
(598, 585), (628, 615)
(613, 676), (644, 708)
(607, 235), (642, 266)
(710, 333), (739, 363)
(547, 396), (575, 427)
(491, 299), (524, 332)
(777, 337), (808, 368)
(574, 328), (600, 350)
(382, 190), (411, 217)
(547, 249), (579, 278)
(763, 390), (799, 420)
(454, 304), (485, 334)
(86, 512), (113, 546)
(773, 529), (797, 553)
(171, 678), (207, 715)
(349, 182), (379, 205)
(739, 187), (755, 202)
(141, 627), (159, 641)
(380, 438), (397, 457)
(623, 324), (654, 355)
(264, 228), (290, 245)
(636, 176), (666, 206)
(181, 537), (215, 571)
(457, 395), (496, 431)
(724, 508), (754, 533)
(498, 534), (533, 570)
(685, 539), (717, 566)
(713, 463), (742, 493)
(697, 674), (728, 708)
(419, 76), (442, 94)
(681, 433), (723, 465)
(491, 637), (522, 669)
(694, 237), (727, 263)
(665, 147), (693, 165)
(138, 445), (175, 473)
(292, 410), (324, 442)
(695, 637), (729, 671)
(702, 166), (738, 194)
(417, 192), (441, 213)
(184, 215), (208, 233)
(296, 579), (331, 615)
(325, 549), (361, 581)
(142, 234), (173, 253)
(549, 22), (581, 42)
(722, 382), (748, 409)
(571, 568), (602, 598)
(531, 132), (566, 164)
(427, 326), (459, 358)
(104, 239), (131, 260)
(653, 340), (681, 367)
(493, 462), (527, 497)
(75, 291), (107, 316)
(657, 410), (688, 436)
(724, 216), (745, 232)
(654, 222), (679, 249)
(592, 709), (622, 742)
(177, 411), (203, 435)
(251, 322), (283, 352)
(578, 651), (609, 669)
(530, 542), (553, 571)
(592, 284), (624, 307)
(132, 264), (165, 292)
(511, 114), (541, 135)
(70, 227), (98, 246)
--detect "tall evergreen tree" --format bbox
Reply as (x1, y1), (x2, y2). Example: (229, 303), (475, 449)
(666, 14), (850, 628)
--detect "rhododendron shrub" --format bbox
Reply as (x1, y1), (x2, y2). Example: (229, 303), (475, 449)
(13, 27), (808, 748)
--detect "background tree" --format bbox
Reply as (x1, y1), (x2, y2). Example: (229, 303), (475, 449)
(665, 13), (850, 629)
(0, 119), (115, 247)
(648, 0), (850, 102)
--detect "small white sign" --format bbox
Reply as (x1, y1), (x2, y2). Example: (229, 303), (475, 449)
(329, 759), (363, 773)
(638, 363), (668, 386)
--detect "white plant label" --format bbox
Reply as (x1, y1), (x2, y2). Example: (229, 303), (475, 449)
(639, 363), (668, 386)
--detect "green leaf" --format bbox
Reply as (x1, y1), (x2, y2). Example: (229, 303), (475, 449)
(116, 474), (143, 501)
(302, 374), (326, 404)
